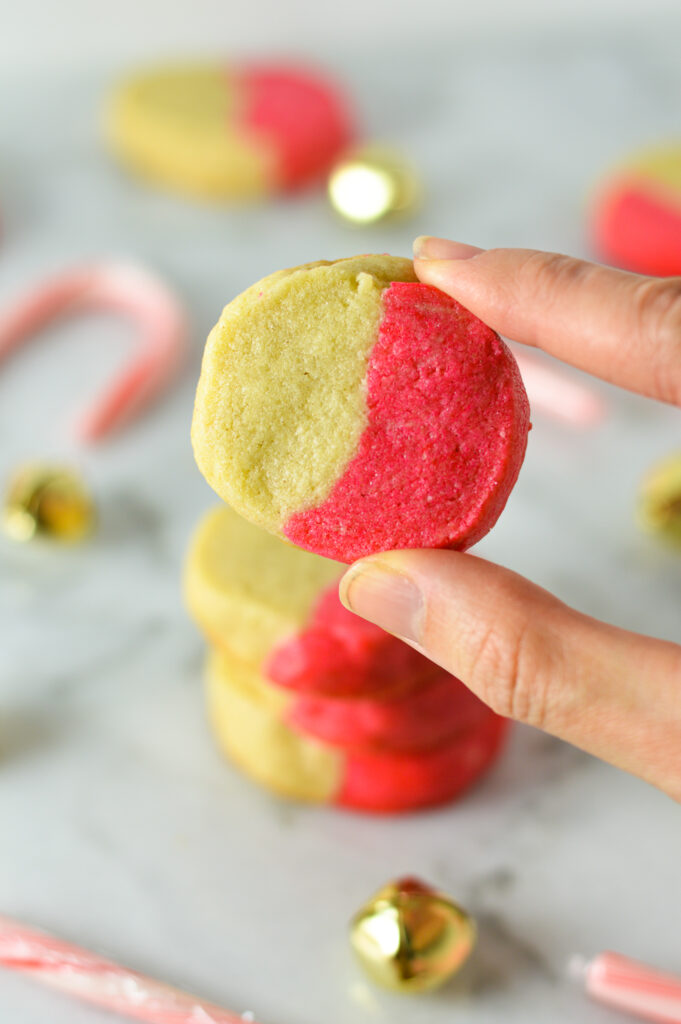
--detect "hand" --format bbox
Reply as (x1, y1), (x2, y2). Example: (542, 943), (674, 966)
(339, 237), (681, 802)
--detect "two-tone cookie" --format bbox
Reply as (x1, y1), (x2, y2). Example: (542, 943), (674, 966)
(106, 61), (353, 199)
(192, 255), (530, 563)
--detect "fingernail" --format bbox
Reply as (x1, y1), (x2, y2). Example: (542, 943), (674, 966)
(339, 559), (424, 645)
(413, 236), (484, 261)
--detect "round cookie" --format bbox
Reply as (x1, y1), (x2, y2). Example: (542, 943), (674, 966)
(192, 255), (530, 563)
(206, 648), (508, 813)
(184, 504), (342, 665)
(590, 143), (681, 276)
(106, 61), (354, 200)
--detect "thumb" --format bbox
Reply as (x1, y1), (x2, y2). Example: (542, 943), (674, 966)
(339, 550), (681, 801)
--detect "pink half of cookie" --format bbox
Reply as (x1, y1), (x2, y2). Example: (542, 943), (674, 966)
(287, 667), (495, 754)
(283, 282), (531, 563)
(591, 180), (681, 276)
(266, 585), (431, 699)
(237, 64), (354, 191)
(336, 713), (509, 813)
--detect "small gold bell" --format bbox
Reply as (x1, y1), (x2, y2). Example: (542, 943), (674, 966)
(3, 463), (96, 543)
(328, 145), (422, 225)
(350, 876), (476, 994)
(637, 452), (681, 547)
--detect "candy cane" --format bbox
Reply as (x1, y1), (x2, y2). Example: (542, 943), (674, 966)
(0, 263), (188, 442)
(570, 951), (681, 1023)
(0, 915), (261, 1024)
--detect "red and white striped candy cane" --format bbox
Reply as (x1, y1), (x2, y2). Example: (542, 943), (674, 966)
(0, 915), (261, 1024)
(570, 951), (681, 1024)
(0, 262), (187, 442)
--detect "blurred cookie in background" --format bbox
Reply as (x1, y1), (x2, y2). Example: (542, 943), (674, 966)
(589, 142), (681, 276)
(105, 60), (355, 200)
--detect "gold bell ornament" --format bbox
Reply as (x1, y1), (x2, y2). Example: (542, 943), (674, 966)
(637, 451), (681, 547)
(328, 145), (422, 225)
(3, 463), (96, 543)
(350, 876), (476, 993)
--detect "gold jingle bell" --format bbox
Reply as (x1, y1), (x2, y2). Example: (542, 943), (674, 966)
(637, 452), (681, 547)
(328, 145), (422, 225)
(350, 876), (476, 994)
(3, 463), (95, 543)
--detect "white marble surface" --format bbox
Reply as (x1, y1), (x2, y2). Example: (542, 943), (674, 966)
(1, 23), (680, 1024)
(3, 0), (681, 71)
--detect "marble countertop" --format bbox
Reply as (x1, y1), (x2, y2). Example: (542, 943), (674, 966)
(1, 24), (680, 1024)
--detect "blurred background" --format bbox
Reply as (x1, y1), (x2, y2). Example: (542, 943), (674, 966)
(1, 2), (680, 1022)
(2, 0), (681, 68)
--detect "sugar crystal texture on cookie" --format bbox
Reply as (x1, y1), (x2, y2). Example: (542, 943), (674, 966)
(192, 254), (530, 563)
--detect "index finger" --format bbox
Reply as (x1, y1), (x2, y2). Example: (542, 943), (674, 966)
(413, 238), (681, 407)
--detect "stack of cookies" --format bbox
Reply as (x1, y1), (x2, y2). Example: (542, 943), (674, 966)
(186, 253), (531, 812)
(185, 505), (508, 813)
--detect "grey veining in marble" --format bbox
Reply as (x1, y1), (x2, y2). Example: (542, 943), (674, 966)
(1, 21), (680, 1024)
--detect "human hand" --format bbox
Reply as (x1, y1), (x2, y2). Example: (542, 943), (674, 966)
(339, 237), (681, 801)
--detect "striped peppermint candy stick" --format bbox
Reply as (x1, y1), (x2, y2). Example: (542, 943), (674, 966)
(570, 951), (681, 1024)
(0, 915), (261, 1024)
